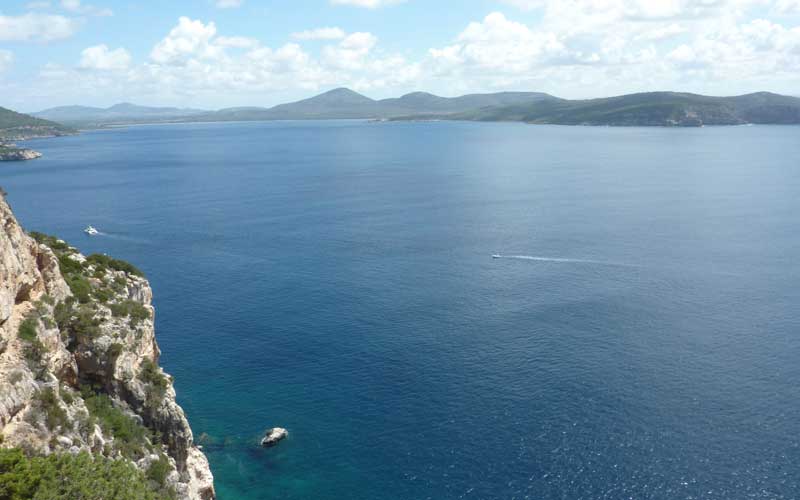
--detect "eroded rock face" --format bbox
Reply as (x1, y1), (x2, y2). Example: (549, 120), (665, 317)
(0, 194), (214, 499)
(0, 148), (42, 161)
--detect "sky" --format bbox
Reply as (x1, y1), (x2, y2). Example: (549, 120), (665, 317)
(1, 0), (799, 111)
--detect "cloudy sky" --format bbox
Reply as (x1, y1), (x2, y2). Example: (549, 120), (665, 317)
(1, 0), (799, 111)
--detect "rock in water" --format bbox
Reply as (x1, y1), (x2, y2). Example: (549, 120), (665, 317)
(261, 427), (288, 447)
(0, 148), (42, 161)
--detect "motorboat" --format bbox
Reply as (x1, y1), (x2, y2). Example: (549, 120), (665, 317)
(84, 225), (99, 236)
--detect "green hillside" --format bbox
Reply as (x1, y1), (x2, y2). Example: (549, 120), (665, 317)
(448, 91), (800, 126)
(0, 106), (74, 140)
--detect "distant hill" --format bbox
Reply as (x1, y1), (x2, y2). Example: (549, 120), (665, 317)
(32, 90), (800, 128)
(380, 91), (555, 114)
(33, 103), (208, 126)
(178, 88), (558, 122)
(0, 106), (74, 141)
(436, 91), (800, 126)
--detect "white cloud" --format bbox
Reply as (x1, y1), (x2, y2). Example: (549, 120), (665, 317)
(215, 0), (244, 8)
(27, 17), (422, 107)
(216, 36), (260, 48)
(79, 44), (131, 70)
(422, 2), (800, 96)
(330, 0), (405, 8)
(292, 27), (347, 40)
(0, 13), (80, 42)
(150, 17), (222, 65)
(637, 23), (688, 40)
(61, 0), (113, 17)
(17, 4), (800, 108)
(776, 0), (800, 12)
(429, 13), (567, 76)
(322, 32), (378, 69)
(498, 0), (546, 11)
(0, 50), (13, 74)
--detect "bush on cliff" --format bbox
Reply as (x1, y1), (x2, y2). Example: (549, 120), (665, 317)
(138, 359), (168, 406)
(81, 389), (151, 459)
(17, 317), (44, 369)
(85, 253), (144, 278)
(0, 448), (168, 500)
(110, 300), (150, 327)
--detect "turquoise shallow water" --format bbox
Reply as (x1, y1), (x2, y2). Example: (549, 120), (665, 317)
(2, 121), (800, 499)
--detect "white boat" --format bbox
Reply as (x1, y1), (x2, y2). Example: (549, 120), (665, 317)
(492, 254), (502, 259)
(84, 225), (99, 236)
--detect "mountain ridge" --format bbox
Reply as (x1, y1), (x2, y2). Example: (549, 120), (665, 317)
(33, 103), (207, 126)
(428, 90), (800, 126)
(30, 88), (800, 127)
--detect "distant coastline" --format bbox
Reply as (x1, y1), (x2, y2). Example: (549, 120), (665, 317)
(31, 88), (800, 129)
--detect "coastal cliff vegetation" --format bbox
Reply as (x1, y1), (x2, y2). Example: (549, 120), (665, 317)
(0, 193), (214, 499)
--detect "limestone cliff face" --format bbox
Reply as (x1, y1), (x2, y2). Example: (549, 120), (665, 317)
(0, 194), (214, 499)
(0, 148), (42, 161)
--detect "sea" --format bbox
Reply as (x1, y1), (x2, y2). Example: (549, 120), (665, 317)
(2, 120), (799, 499)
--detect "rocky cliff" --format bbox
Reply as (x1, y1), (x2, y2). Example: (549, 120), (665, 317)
(0, 193), (214, 499)
(0, 147), (42, 161)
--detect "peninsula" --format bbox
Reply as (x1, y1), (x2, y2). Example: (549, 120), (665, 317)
(0, 106), (74, 161)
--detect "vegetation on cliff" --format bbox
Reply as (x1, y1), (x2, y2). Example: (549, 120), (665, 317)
(0, 195), (214, 500)
(0, 448), (172, 500)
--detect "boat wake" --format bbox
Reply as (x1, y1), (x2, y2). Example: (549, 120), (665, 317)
(492, 254), (639, 268)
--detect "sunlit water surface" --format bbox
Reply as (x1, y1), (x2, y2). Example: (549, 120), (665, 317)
(2, 121), (799, 499)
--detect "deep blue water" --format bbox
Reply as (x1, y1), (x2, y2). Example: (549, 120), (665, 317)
(2, 121), (800, 499)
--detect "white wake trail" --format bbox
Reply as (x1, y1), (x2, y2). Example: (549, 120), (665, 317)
(492, 255), (640, 268)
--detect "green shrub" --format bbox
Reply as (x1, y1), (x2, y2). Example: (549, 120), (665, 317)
(146, 454), (172, 487)
(110, 300), (150, 327)
(17, 318), (38, 342)
(82, 391), (150, 459)
(0, 448), (168, 500)
(54, 298), (75, 330)
(61, 388), (75, 405)
(28, 232), (72, 253)
(58, 306), (102, 340)
(109, 343), (124, 358)
(34, 388), (69, 432)
(56, 254), (83, 276)
(22, 340), (45, 367)
(112, 276), (127, 293)
(93, 288), (111, 303)
(66, 275), (92, 304)
(86, 254), (144, 278)
(139, 360), (168, 406)
(18, 317), (44, 368)
(9, 371), (23, 384)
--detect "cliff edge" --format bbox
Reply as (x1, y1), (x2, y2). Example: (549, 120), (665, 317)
(0, 192), (214, 499)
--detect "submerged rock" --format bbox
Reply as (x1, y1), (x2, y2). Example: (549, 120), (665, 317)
(261, 427), (288, 447)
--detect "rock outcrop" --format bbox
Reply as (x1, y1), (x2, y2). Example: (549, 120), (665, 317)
(0, 148), (42, 161)
(0, 192), (214, 499)
(261, 427), (288, 448)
